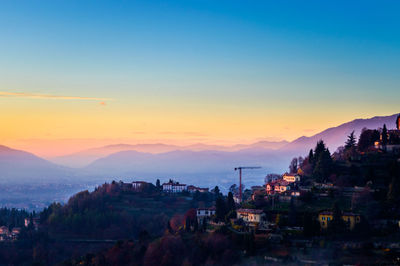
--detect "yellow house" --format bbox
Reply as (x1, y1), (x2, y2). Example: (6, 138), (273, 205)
(318, 211), (361, 230)
(342, 212), (361, 230)
(318, 211), (333, 229)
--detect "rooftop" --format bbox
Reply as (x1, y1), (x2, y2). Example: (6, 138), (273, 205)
(237, 209), (263, 214)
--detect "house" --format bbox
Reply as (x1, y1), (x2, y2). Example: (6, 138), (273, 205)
(162, 180), (187, 193)
(266, 180), (291, 194)
(187, 185), (209, 193)
(282, 173), (301, 183)
(374, 115), (400, 152)
(318, 211), (361, 230)
(24, 217), (40, 231)
(11, 228), (21, 240)
(196, 207), (216, 221)
(236, 209), (264, 225)
(291, 191), (300, 197)
(0, 226), (9, 235)
(132, 181), (148, 191)
(342, 212), (362, 230)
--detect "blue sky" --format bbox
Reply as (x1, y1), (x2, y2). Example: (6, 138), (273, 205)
(0, 0), (400, 155)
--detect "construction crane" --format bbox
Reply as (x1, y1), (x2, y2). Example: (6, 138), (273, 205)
(234, 166), (261, 203)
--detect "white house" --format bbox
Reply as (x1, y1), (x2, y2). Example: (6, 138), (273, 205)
(162, 180), (187, 193)
(196, 207), (216, 220)
(236, 209), (264, 224)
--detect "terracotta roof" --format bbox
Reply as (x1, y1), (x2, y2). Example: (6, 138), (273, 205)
(237, 209), (263, 214)
(268, 179), (290, 186)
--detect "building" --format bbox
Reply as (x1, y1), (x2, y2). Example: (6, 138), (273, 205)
(0, 226), (9, 235)
(24, 217), (40, 231)
(187, 185), (209, 193)
(374, 115), (400, 152)
(236, 209), (264, 224)
(11, 228), (21, 240)
(196, 207), (216, 222)
(318, 211), (361, 230)
(132, 181), (148, 191)
(162, 180), (187, 193)
(266, 180), (291, 194)
(282, 173), (301, 183)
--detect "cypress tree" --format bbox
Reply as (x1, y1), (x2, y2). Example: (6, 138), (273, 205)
(382, 124), (388, 146)
(227, 192), (236, 212)
(308, 149), (314, 165)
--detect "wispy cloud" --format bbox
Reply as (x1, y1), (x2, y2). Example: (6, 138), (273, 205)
(0, 91), (112, 101)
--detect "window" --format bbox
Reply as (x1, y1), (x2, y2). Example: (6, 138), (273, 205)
(322, 217), (325, 220)
(327, 217), (331, 221)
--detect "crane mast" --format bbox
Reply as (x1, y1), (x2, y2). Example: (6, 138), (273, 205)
(234, 166), (261, 203)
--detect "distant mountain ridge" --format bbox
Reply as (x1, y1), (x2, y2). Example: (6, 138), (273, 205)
(50, 140), (289, 168)
(0, 113), (399, 187)
(281, 113), (399, 154)
(0, 145), (72, 183)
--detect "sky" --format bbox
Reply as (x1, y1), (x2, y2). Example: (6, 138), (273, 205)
(0, 0), (400, 157)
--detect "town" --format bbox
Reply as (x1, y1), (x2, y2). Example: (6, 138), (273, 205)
(0, 117), (399, 264)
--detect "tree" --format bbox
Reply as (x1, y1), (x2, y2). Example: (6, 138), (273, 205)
(156, 179), (161, 190)
(313, 145), (333, 183)
(308, 149), (314, 165)
(227, 192), (236, 212)
(288, 197), (297, 226)
(212, 186), (220, 196)
(328, 202), (346, 234)
(289, 157), (298, 173)
(303, 213), (319, 237)
(345, 131), (356, 150)
(229, 184), (238, 195)
(215, 196), (227, 221)
(382, 124), (388, 147)
(357, 128), (380, 152)
(387, 162), (400, 204)
(264, 174), (280, 184)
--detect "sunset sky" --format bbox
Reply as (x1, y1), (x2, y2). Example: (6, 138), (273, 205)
(1, 1), (400, 157)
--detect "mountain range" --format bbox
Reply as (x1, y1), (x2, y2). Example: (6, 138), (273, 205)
(0, 113), (398, 187)
(0, 145), (72, 183)
(50, 140), (289, 168)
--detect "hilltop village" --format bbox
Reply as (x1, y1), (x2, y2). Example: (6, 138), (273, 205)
(0, 116), (399, 265)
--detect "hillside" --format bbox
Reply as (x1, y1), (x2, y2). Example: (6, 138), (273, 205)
(41, 182), (204, 240)
(0, 145), (72, 183)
